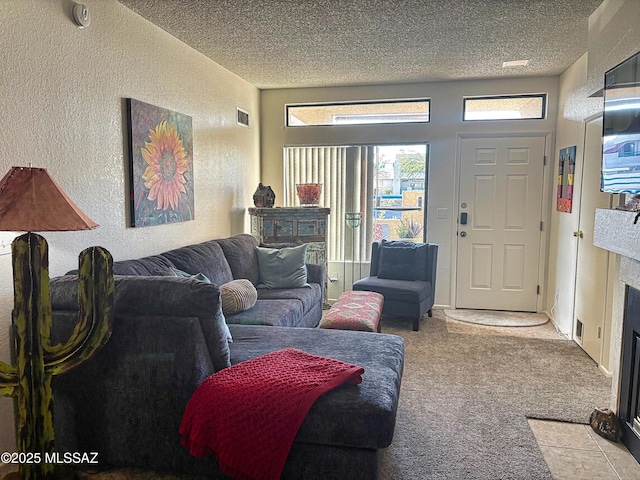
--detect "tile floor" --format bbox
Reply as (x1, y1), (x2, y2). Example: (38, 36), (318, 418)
(444, 311), (640, 480)
(529, 419), (640, 480)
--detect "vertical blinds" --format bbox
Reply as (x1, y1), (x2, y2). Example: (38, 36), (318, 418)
(285, 146), (373, 262)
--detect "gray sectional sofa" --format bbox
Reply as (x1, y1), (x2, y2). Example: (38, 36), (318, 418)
(50, 234), (405, 479)
(87, 234), (325, 328)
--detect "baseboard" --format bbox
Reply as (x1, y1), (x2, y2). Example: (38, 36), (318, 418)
(599, 364), (613, 378)
(433, 304), (451, 310)
(544, 310), (571, 340)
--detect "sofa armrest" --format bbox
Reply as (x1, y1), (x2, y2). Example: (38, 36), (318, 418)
(52, 312), (214, 473)
(51, 274), (230, 372)
(306, 263), (325, 292)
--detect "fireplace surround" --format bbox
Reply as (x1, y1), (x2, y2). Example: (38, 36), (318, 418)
(594, 208), (640, 462)
(619, 285), (640, 460)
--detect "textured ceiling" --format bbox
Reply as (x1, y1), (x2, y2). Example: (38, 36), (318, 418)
(118, 0), (604, 90)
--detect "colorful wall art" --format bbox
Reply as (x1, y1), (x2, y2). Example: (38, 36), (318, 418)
(127, 98), (194, 227)
(557, 145), (576, 213)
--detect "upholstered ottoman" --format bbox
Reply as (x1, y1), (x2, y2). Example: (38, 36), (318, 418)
(319, 290), (384, 332)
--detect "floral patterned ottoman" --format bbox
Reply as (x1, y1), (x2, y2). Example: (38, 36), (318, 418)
(319, 290), (384, 332)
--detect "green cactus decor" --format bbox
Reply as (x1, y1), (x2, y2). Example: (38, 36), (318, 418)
(0, 232), (114, 480)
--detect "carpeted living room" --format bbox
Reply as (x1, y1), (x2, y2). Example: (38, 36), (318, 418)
(0, 310), (614, 479)
(3, 1), (640, 480)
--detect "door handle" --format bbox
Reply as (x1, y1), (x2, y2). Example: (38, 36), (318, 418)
(460, 212), (468, 225)
(573, 230), (583, 238)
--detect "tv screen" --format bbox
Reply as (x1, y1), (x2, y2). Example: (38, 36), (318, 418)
(602, 51), (640, 194)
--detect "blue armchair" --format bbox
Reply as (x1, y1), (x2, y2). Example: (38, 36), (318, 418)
(353, 240), (438, 331)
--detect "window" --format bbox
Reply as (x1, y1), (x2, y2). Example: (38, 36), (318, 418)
(463, 94), (546, 121)
(284, 145), (427, 266)
(287, 99), (430, 127)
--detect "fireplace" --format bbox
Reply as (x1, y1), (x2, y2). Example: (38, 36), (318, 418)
(619, 285), (640, 461)
(593, 208), (640, 461)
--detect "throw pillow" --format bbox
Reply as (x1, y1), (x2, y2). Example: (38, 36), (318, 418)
(169, 268), (233, 342)
(169, 267), (211, 283)
(220, 279), (258, 315)
(377, 244), (416, 281)
(255, 243), (308, 289)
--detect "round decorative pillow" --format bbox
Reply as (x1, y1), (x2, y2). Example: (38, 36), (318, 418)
(220, 279), (258, 315)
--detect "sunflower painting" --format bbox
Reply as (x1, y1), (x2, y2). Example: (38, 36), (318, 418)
(127, 98), (194, 227)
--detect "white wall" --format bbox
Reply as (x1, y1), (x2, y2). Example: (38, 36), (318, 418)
(546, 54), (603, 336)
(548, 0), (640, 348)
(0, 0), (260, 452)
(261, 78), (559, 310)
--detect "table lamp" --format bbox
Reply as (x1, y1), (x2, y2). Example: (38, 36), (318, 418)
(0, 167), (114, 480)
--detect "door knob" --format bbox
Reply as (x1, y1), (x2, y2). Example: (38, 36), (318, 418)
(573, 230), (583, 238)
(460, 231), (467, 237)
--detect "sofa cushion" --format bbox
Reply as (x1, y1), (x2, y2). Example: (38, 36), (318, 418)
(228, 325), (404, 450)
(255, 244), (308, 289)
(353, 276), (432, 303)
(256, 283), (321, 316)
(162, 240), (234, 286)
(377, 244), (416, 281)
(216, 234), (260, 285)
(76, 254), (175, 277)
(225, 299), (304, 327)
(170, 269), (233, 343)
(220, 279), (258, 315)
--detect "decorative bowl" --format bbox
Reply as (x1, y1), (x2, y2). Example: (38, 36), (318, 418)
(296, 183), (322, 206)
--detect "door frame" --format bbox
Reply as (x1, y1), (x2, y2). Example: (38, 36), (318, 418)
(451, 131), (554, 312)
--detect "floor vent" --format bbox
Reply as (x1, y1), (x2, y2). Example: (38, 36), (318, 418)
(237, 107), (249, 127)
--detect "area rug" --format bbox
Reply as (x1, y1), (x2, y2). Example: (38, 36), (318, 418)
(444, 308), (549, 327)
(380, 310), (611, 480)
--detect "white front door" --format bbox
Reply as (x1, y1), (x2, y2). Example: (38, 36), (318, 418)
(456, 136), (545, 311)
(574, 116), (612, 363)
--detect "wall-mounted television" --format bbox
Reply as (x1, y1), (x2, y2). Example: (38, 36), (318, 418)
(602, 51), (640, 194)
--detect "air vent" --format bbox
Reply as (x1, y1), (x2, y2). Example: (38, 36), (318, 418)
(576, 319), (583, 341)
(502, 59), (529, 68)
(236, 107), (249, 127)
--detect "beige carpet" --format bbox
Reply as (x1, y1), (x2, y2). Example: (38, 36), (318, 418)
(444, 308), (549, 327)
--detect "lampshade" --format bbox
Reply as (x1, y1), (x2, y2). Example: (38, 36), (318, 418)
(0, 166), (98, 232)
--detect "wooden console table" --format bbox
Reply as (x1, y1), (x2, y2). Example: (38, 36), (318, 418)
(248, 207), (330, 266)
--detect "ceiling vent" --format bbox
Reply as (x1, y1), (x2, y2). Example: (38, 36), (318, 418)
(502, 60), (529, 68)
(237, 107), (249, 127)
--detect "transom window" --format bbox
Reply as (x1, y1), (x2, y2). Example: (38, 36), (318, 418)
(287, 99), (430, 127)
(463, 94), (547, 121)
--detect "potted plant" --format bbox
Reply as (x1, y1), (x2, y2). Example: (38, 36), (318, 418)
(396, 216), (423, 239)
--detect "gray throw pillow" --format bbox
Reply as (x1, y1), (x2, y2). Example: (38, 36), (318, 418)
(255, 244), (308, 289)
(377, 245), (416, 281)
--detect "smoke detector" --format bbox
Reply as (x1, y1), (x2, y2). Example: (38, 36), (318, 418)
(72, 3), (91, 29)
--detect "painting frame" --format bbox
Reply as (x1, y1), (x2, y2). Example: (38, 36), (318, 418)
(556, 146), (576, 213)
(126, 98), (194, 227)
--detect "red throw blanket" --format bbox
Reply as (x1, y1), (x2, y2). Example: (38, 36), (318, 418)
(179, 347), (364, 480)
